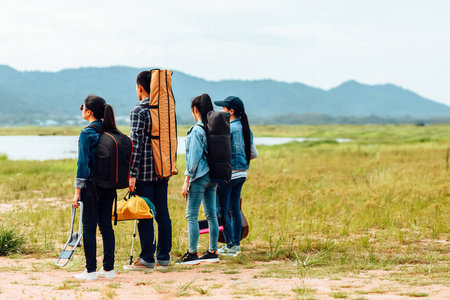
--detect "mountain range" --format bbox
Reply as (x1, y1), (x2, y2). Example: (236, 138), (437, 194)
(0, 65), (449, 125)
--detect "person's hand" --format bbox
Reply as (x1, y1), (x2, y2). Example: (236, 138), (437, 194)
(181, 182), (189, 199)
(181, 176), (190, 199)
(72, 191), (81, 208)
(129, 177), (136, 192)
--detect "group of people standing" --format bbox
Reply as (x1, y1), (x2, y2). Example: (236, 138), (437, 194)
(72, 71), (257, 280)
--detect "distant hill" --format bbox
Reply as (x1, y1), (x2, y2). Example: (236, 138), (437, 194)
(0, 65), (449, 125)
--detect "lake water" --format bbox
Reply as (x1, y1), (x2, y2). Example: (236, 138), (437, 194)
(0, 136), (351, 161)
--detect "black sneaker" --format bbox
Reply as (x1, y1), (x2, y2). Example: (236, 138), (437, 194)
(176, 251), (200, 265)
(198, 251), (219, 263)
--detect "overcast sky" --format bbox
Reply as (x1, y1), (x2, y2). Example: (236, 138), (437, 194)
(1, 0), (449, 105)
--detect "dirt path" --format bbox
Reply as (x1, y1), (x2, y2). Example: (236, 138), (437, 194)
(0, 257), (448, 299)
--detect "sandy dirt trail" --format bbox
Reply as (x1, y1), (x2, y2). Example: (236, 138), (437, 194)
(0, 257), (449, 299)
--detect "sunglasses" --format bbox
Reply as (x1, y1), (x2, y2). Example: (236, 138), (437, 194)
(80, 104), (87, 111)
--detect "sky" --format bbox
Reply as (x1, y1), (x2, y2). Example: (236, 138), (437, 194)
(1, 0), (449, 105)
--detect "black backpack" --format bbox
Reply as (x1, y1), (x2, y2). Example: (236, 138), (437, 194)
(88, 124), (133, 189)
(199, 111), (232, 181)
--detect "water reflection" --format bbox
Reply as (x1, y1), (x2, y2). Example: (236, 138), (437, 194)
(0, 136), (351, 161)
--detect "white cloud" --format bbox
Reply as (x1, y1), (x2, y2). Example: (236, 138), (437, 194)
(0, 0), (449, 104)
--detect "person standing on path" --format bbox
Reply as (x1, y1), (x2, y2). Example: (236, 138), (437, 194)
(214, 96), (257, 256)
(72, 95), (118, 280)
(124, 71), (172, 271)
(177, 94), (220, 265)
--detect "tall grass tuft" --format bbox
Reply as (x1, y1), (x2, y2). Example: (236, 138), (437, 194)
(446, 147), (449, 170)
(0, 227), (26, 256)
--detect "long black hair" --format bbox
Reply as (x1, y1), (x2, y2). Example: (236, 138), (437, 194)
(84, 94), (117, 131)
(191, 93), (214, 128)
(231, 105), (252, 166)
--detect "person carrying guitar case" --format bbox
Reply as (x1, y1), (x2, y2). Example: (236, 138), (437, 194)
(178, 94), (225, 265)
(213, 96), (258, 256)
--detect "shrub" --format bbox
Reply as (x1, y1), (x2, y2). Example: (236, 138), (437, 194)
(0, 228), (26, 256)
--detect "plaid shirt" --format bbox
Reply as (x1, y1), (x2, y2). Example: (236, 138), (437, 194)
(129, 98), (168, 182)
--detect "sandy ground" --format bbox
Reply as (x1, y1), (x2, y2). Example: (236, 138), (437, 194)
(0, 257), (448, 299)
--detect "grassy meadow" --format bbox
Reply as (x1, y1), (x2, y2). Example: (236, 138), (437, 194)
(0, 124), (449, 295)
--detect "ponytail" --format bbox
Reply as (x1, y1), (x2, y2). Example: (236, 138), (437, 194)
(234, 108), (251, 165)
(191, 93), (214, 129)
(84, 94), (117, 131)
(103, 104), (117, 131)
(200, 94), (213, 128)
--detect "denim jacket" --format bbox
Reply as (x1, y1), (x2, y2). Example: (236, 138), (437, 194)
(230, 118), (257, 171)
(184, 121), (209, 182)
(75, 120), (102, 188)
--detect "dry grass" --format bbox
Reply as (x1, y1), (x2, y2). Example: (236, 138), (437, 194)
(0, 125), (449, 292)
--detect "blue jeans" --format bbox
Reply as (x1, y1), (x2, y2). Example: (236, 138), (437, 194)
(186, 173), (218, 253)
(135, 180), (172, 267)
(81, 181), (115, 272)
(217, 177), (246, 247)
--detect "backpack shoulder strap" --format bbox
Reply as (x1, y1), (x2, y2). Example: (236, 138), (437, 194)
(140, 103), (159, 139)
(85, 123), (104, 203)
(194, 123), (208, 137)
(193, 123), (208, 158)
(197, 123), (209, 139)
(141, 103), (158, 110)
(87, 124), (105, 134)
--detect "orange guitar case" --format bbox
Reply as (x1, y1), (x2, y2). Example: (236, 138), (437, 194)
(148, 69), (178, 178)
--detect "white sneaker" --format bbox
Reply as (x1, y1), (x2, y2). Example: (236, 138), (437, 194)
(73, 269), (98, 281)
(98, 267), (116, 279)
(217, 245), (229, 255)
(218, 245), (239, 256)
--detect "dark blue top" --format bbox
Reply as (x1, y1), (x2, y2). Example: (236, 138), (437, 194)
(75, 120), (103, 188)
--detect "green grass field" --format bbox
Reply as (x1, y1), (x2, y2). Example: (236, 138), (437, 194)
(0, 124), (449, 291)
